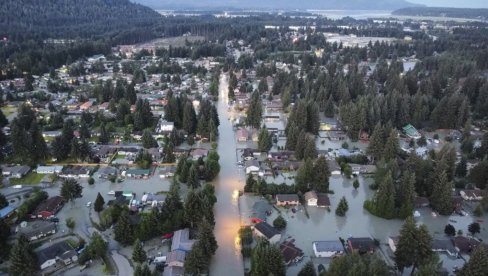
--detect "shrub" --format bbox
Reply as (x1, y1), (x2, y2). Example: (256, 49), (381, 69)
(88, 177), (95, 185)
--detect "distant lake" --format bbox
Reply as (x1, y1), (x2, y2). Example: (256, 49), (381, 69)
(308, 10), (392, 19)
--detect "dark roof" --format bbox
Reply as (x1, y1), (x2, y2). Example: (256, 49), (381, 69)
(276, 194), (299, 202)
(317, 194), (331, 207)
(313, 241), (344, 252)
(280, 240), (304, 264)
(35, 196), (64, 214)
(252, 200), (273, 221)
(348, 237), (375, 252)
(453, 236), (481, 254)
(432, 239), (457, 254)
(36, 241), (74, 265)
(20, 221), (56, 238)
(254, 222), (280, 239)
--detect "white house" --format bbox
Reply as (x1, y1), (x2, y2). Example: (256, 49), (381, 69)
(36, 166), (64, 174)
(159, 121), (174, 133)
(304, 191), (318, 206)
(245, 160), (260, 175)
(312, 241), (344, 257)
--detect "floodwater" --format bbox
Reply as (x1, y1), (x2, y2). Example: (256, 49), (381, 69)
(209, 74), (245, 275)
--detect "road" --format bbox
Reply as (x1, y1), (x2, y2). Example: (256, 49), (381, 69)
(209, 74), (245, 275)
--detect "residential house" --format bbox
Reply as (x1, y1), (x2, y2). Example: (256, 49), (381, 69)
(37, 241), (78, 270)
(236, 128), (249, 142)
(171, 228), (195, 252)
(304, 191), (318, 206)
(159, 166), (176, 178)
(20, 221), (56, 241)
(98, 166), (118, 179)
(141, 194), (167, 207)
(350, 164), (377, 175)
(164, 228), (196, 276)
(316, 194), (331, 208)
(59, 166), (91, 178)
(453, 236), (480, 254)
(253, 222), (281, 244)
(280, 240), (304, 265)
(432, 239), (458, 257)
(268, 151), (294, 162)
(2, 165), (31, 178)
(166, 250), (186, 267)
(94, 146), (117, 162)
(0, 205), (16, 220)
(275, 194), (300, 206)
(36, 166), (64, 175)
(125, 169), (151, 179)
(460, 190), (485, 201)
(245, 160), (260, 175)
(403, 124), (421, 139)
(42, 130), (62, 138)
(327, 160), (342, 175)
(313, 241), (345, 257)
(190, 148), (208, 160)
(347, 237), (375, 254)
(249, 200), (273, 224)
(159, 121), (175, 134)
(34, 196), (65, 218)
(320, 118), (340, 131)
(328, 131), (347, 141)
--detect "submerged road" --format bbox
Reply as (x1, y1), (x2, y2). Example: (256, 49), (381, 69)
(209, 74), (245, 276)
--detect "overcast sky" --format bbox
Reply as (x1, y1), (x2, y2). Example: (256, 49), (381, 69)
(409, 0), (488, 8)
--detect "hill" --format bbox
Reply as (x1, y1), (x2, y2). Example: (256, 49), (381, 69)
(133, 0), (420, 11)
(0, 0), (162, 43)
(393, 7), (488, 20)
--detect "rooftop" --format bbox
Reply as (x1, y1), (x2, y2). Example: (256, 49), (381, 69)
(254, 222), (280, 239)
(313, 241), (344, 252)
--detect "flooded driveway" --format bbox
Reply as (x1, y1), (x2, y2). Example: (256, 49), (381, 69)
(209, 74), (245, 275)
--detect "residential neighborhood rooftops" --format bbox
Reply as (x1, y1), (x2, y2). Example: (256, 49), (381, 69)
(20, 220), (56, 240)
(36, 241), (75, 267)
(0, 205), (16, 219)
(403, 124), (421, 139)
(313, 241), (344, 252)
(254, 222), (280, 240)
(276, 194), (299, 202)
(171, 228), (195, 252)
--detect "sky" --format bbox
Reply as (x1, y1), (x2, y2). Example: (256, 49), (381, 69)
(408, 0), (488, 8)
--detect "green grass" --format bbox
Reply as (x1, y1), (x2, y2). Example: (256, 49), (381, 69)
(1, 106), (16, 116)
(10, 172), (45, 185)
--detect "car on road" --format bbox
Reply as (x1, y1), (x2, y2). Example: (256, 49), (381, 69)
(86, 202), (92, 207)
(107, 190), (115, 195)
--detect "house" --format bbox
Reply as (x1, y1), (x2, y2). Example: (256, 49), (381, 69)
(0, 205), (16, 220)
(94, 145), (117, 162)
(36, 166), (64, 174)
(313, 241), (345, 257)
(349, 164), (377, 175)
(432, 239), (458, 257)
(171, 228), (196, 252)
(328, 131), (347, 141)
(460, 190), (485, 201)
(98, 166), (118, 179)
(141, 194), (166, 207)
(317, 194), (331, 208)
(164, 228), (196, 276)
(236, 128), (249, 142)
(20, 221), (56, 241)
(253, 222), (281, 244)
(159, 166), (176, 178)
(327, 160), (342, 175)
(249, 200), (273, 224)
(268, 151), (294, 161)
(190, 148), (209, 160)
(347, 237), (375, 254)
(275, 194), (300, 206)
(159, 121), (175, 133)
(280, 240), (304, 265)
(304, 191), (318, 206)
(36, 241), (78, 270)
(453, 236), (480, 254)
(166, 250), (186, 267)
(245, 160), (260, 175)
(320, 118), (340, 131)
(125, 169), (151, 179)
(403, 124), (421, 139)
(2, 165), (31, 178)
(59, 166), (91, 178)
(34, 196), (65, 218)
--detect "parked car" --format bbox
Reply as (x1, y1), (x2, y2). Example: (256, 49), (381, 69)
(86, 202), (92, 207)
(107, 190), (115, 195)
(49, 217), (59, 223)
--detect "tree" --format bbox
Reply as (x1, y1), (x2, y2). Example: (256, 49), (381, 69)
(367, 123), (385, 161)
(196, 218), (218, 257)
(455, 157), (468, 177)
(60, 179), (83, 204)
(458, 246), (488, 276)
(184, 240), (209, 274)
(134, 264), (151, 276)
(9, 235), (38, 275)
(353, 179), (360, 190)
(94, 193), (105, 212)
(114, 211), (134, 246)
(383, 129), (399, 161)
(66, 218), (75, 232)
(335, 197), (349, 217)
(257, 127), (272, 152)
(141, 129), (157, 149)
(395, 217), (433, 274)
(0, 193), (8, 209)
(468, 222), (481, 236)
(135, 151), (153, 169)
(99, 123), (110, 144)
(374, 172), (396, 219)
(298, 260), (316, 276)
(430, 164), (453, 215)
(187, 164), (200, 189)
(184, 189), (204, 229)
(251, 240), (285, 276)
(273, 215), (287, 230)
(0, 219), (10, 259)
(444, 224), (456, 236)
(312, 156), (330, 192)
(398, 171), (416, 219)
(326, 252), (389, 276)
(88, 177), (95, 185)
(246, 91), (263, 129)
(132, 239), (147, 263)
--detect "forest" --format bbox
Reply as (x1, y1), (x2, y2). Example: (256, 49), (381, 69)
(393, 7), (488, 20)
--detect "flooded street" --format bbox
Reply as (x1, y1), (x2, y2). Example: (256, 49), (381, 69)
(209, 74), (245, 275)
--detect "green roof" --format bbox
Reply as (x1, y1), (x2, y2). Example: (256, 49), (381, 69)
(403, 124), (420, 137)
(126, 169), (151, 175)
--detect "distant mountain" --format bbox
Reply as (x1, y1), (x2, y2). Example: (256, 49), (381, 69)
(0, 0), (161, 42)
(132, 0), (421, 11)
(393, 7), (488, 20)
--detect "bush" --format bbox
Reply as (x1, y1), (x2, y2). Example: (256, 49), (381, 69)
(88, 177), (95, 185)
(273, 215), (287, 230)
(241, 247), (252, 257)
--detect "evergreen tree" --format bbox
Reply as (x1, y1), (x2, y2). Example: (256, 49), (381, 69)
(99, 123), (109, 144)
(246, 91), (263, 129)
(273, 215), (287, 230)
(196, 218), (218, 257)
(353, 179), (360, 190)
(430, 164), (453, 215)
(458, 245), (488, 276)
(60, 179), (83, 204)
(79, 120), (91, 139)
(184, 189), (204, 229)
(257, 127), (272, 152)
(9, 235), (38, 275)
(374, 172), (396, 219)
(179, 161), (190, 183)
(303, 136), (317, 160)
(285, 123), (299, 150)
(335, 197), (349, 217)
(134, 264), (151, 276)
(468, 222), (481, 236)
(326, 252), (389, 276)
(187, 164), (200, 189)
(295, 158), (313, 193)
(182, 102), (197, 135)
(444, 224), (456, 236)
(398, 171), (416, 219)
(298, 260), (316, 276)
(455, 157), (468, 177)
(141, 129), (157, 149)
(244, 174), (256, 193)
(132, 239), (147, 263)
(395, 217), (418, 272)
(184, 241), (209, 274)
(312, 156), (330, 192)
(251, 240), (285, 276)
(94, 192), (105, 212)
(383, 129), (399, 161)
(114, 211), (134, 246)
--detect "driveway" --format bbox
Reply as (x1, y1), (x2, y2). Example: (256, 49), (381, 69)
(111, 250), (133, 276)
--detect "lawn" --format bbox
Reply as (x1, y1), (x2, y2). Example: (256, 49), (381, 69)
(10, 172), (46, 185)
(1, 106), (16, 117)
